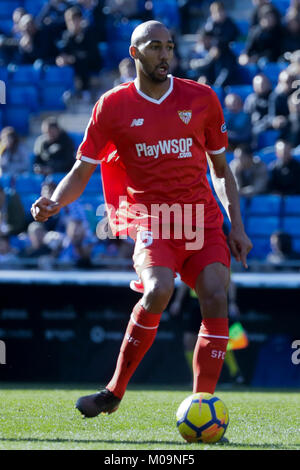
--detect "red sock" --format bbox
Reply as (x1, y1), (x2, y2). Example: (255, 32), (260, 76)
(193, 317), (229, 394)
(106, 302), (162, 399)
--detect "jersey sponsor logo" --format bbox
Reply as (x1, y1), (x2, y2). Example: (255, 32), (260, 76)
(131, 118), (144, 127)
(178, 110), (192, 125)
(135, 137), (193, 159)
(221, 122), (227, 133)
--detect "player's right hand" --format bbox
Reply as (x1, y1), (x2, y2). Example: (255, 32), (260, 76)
(31, 197), (61, 222)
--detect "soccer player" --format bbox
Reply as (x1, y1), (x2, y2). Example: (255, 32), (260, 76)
(31, 20), (252, 417)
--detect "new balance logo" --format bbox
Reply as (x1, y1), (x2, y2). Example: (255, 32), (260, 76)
(131, 118), (144, 127)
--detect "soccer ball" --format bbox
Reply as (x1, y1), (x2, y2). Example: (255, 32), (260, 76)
(176, 392), (229, 443)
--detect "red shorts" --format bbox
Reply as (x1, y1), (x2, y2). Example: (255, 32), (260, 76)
(132, 227), (231, 289)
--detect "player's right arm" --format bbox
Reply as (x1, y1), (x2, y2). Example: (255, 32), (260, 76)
(32, 95), (114, 223)
(31, 159), (96, 222)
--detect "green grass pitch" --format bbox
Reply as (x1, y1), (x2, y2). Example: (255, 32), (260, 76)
(0, 384), (299, 450)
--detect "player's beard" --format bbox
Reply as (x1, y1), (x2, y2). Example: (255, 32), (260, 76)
(141, 60), (169, 83)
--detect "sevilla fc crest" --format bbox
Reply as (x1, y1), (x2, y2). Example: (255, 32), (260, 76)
(178, 110), (192, 125)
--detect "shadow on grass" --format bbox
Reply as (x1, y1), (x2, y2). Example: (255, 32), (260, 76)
(0, 437), (298, 450)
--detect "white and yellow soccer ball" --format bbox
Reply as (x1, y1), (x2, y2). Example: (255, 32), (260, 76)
(176, 392), (229, 443)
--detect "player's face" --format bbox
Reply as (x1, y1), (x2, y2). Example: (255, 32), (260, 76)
(135, 29), (175, 83)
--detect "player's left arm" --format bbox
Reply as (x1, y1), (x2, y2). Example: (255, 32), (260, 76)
(207, 151), (253, 268)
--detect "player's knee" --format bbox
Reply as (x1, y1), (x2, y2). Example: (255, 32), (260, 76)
(143, 277), (174, 312)
(201, 288), (228, 317)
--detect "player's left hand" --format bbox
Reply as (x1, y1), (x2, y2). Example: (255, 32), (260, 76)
(228, 227), (253, 269)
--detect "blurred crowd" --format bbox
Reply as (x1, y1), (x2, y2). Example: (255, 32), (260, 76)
(0, 0), (300, 270)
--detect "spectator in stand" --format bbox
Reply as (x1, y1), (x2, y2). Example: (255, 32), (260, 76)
(114, 57), (136, 86)
(0, 235), (18, 266)
(0, 184), (27, 236)
(189, 30), (214, 66)
(244, 74), (273, 143)
(204, 1), (240, 46)
(0, 7), (26, 64)
(281, 11), (300, 56)
(12, 7), (27, 39)
(269, 70), (296, 133)
(19, 221), (52, 259)
(239, 5), (282, 66)
(14, 13), (58, 65)
(33, 117), (75, 176)
(230, 144), (268, 197)
(58, 218), (95, 267)
(267, 231), (300, 267)
(194, 40), (239, 88)
(249, 0), (281, 29)
(56, 6), (102, 94)
(278, 92), (300, 148)
(288, 0), (300, 16)
(0, 127), (31, 176)
(77, 0), (107, 42)
(36, 0), (74, 27)
(268, 140), (300, 195)
(223, 93), (252, 149)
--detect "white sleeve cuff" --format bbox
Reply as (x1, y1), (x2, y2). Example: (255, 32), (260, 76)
(79, 155), (99, 165)
(206, 147), (226, 155)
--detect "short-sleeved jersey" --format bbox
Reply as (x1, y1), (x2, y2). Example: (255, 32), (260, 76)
(77, 76), (228, 231)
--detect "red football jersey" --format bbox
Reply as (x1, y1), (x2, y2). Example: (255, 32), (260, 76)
(77, 76), (228, 232)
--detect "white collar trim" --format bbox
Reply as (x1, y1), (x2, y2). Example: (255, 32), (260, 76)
(134, 75), (173, 104)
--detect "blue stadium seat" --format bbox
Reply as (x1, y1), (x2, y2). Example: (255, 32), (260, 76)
(0, 109), (3, 128)
(282, 217), (300, 236)
(235, 19), (250, 38)
(15, 174), (43, 195)
(257, 130), (280, 149)
(247, 236), (271, 259)
(24, 0), (45, 16)
(271, 0), (290, 14)
(152, 0), (180, 29)
(238, 64), (259, 85)
(7, 84), (39, 112)
(283, 196), (300, 215)
(0, 174), (11, 189)
(230, 41), (246, 57)
(0, 1), (20, 19)
(42, 65), (74, 90)
(247, 195), (282, 216)
(84, 174), (102, 195)
(247, 216), (280, 236)
(293, 238), (300, 254)
(260, 62), (287, 86)
(4, 105), (30, 135)
(226, 152), (234, 164)
(224, 85), (253, 102)
(211, 86), (224, 105)
(9, 64), (42, 85)
(20, 193), (40, 214)
(255, 146), (277, 165)
(0, 18), (13, 35)
(68, 132), (84, 150)
(0, 66), (9, 83)
(40, 84), (66, 111)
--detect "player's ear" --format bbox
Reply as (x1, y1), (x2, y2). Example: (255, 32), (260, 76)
(129, 45), (138, 60)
